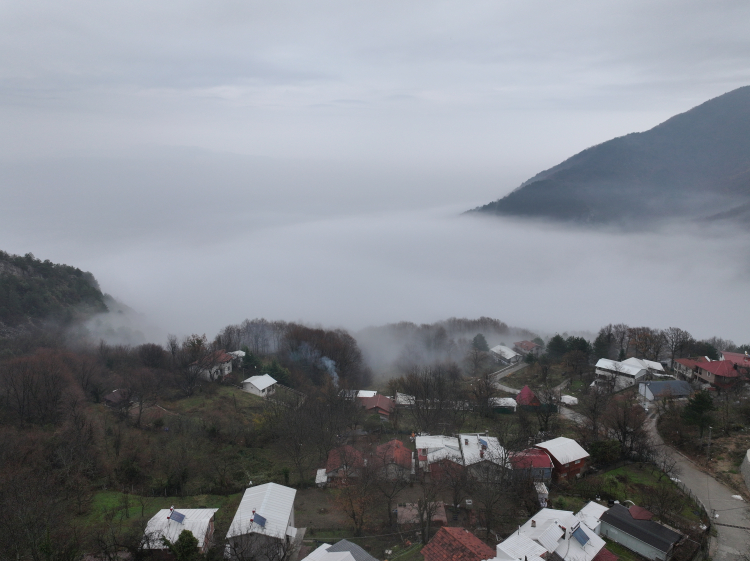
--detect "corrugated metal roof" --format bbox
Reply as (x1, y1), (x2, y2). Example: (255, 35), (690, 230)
(301, 544), (355, 561)
(144, 508), (218, 549)
(458, 434), (508, 466)
(536, 437), (589, 465)
(327, 540), (380, 561)
(600, 504), (681, 553)
(490, 345), (520, 360)
(226, 483), (296, 539)
(622, 357), (665, 372)
(595, 359), (646, 378)
(243, 374), (277, 391)
(576, 501), (608, 531)
(496, 532), (548, 560)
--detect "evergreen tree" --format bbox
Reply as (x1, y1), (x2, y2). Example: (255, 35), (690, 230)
(682, 391), (715, 438)
(472, 333), (489, 352)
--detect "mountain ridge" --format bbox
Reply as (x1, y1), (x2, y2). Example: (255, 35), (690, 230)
(472, 86), (750, 226)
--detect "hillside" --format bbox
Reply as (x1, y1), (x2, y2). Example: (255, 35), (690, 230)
(472, 86), (750, 226)
(0, 251), (107, 334)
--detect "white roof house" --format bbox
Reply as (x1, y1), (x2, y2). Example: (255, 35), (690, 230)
(576, 501), (609, 535)
(560, 395), (578, 405)
(458, 434), (508, 466)
(227, 483), (297, 540)
(490, 397), (517, 410)
(415, 435), (462, 467)
(536, 437), (589, 465)
(302, 544), (356, 561)
(494, 508), (606, 561)
(622, 357), (665, 373)
(595, 359), (647, 379)
(244, 374), (277, 392)
(229, 350), (246, 359)
(357, 390), (378, 398)
(143, 508), (218, 551)
(490, 345), (521, 362)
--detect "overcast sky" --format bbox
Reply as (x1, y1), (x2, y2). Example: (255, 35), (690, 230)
(2, 1), (749, 344)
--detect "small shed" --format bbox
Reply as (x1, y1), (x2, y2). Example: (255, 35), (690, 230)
(242, 374), (277, 397)
(560, 395), (578, 405)
(490, 397), (517, 413)
(516, 385), (541, 407)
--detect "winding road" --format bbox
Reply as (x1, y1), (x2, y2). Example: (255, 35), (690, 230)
(559, 406), (750, 561)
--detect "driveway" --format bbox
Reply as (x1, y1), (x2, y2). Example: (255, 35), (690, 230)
(491, 362), (527, 394)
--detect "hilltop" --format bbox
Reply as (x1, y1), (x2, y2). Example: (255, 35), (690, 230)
(471, 86), (750, 226)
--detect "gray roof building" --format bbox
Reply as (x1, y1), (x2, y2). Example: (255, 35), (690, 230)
(327, 540), (379, 561)
(599, 504), (682, 561)
(638, 380), (692, 402)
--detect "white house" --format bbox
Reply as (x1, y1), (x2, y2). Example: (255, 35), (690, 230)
(594, 359), (648, 389)
(226, 483), (298, 561)
(415, 435), (462, 472)
(198, 350), (234, 381)
(622, 357), (666, 375)
(493, 508), (608, 561)
(143, 507), (218, 554)
(242, 374), (278, 397)
(490, 345), (522, 365)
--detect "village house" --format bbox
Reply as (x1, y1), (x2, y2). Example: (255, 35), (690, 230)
(594, 358), (647, 389)
(638, 380), (692, 402)
(458, 433), (508, 479)
(421, 526), (495, 561)
(324, 445), (365, 484)
(226, 483), (299, 561)
(514, 340), (542, 357)
(695, 359), (742, 389)
(673, 357), (705, 380)
(490, 345), (522, 365)
(103, 389), (129, 409)
(198, 349), (233, 381)
(599, 504), (682, 561)
(372, 439), (412, 480)
(358, 394), (395, 420)
(721, 350), (750, 368)
(509, 448), (554, 483)
(535, 437), (589, 481)
(242, 374), (278, 397)
(415, 435), (463, 479)
(301, 540), (380, 561)
(492, 507), (612, 561)
(622, 357), (666, 375)
(143, 507), (218, 554)
(516, 385), (541, 408)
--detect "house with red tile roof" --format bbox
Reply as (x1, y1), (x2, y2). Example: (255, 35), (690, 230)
(514, 340), (542, 356)
(358, 394), (395, 420)
(695, 359), (741, 389)
(516, 385), (541, 407)
(721, 351), (750, 371)
(421, 527), (494, 561)
(325, 446), (365, 484)
(196, 349), (234, 381)
(373, 439), (412, 480)
(673, 357), (705, 381)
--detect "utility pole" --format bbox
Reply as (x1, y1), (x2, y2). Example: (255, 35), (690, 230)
(707, 426), (713, 460)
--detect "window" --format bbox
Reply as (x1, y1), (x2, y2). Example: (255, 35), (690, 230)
(575, 460), (581, 464)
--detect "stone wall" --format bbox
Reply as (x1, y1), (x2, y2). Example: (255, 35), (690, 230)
(741, 449), (750, 492)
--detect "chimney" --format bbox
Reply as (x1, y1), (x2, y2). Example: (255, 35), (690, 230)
(480, 449), (484, 458)
(465, 439), (469, 445)
(531, 520), (536, 528)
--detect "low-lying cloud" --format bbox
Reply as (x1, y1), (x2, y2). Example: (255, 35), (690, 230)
(2, 151), (747, 345)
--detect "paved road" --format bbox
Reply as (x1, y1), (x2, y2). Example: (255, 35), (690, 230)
(491, 362), (527, 394)
(645, 415), (750, 561)
(559, 405), (750, 560)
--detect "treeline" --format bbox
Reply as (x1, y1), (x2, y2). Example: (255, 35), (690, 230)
(592, 324), (749, 363)
(0, 251), (107, 327)
(356, 316), (538, 375)
(214, 318), (372, 390)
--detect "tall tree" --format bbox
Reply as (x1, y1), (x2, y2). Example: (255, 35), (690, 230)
(663, 327), (692, 367)
(682, 391), (715, 438)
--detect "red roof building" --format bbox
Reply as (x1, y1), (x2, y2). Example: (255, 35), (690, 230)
(375, 439), (412, 470)
(628, 505), (653, 520)
(696, 360), (741, 389)
(591, 548), (619, 561)
(421, 527), (494, 561)
(509, 448), (554, 482)
(516, 385), (541, 407)
(722, 351), (750, 368)
(358, 395), (395, 419)
(514, 340), (542, 356)
(325, 446), (365, 481)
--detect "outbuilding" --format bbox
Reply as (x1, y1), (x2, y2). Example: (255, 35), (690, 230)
(599, 504), (682, 561)
(242, 374), (278, 397)
(638, 380), (692, 402)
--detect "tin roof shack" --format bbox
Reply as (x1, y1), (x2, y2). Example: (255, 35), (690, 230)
(226, 483), (299, 561)
(599, 504), (682, 561)
(143, 508), (218, 554)
(535, 437), (589, 482)
(638, 380), (692, 402)
(422, 527), (495, 561)
(301, 540), (379, 561)
(509, 448), (554, 483)
(242, 374), (278, 397)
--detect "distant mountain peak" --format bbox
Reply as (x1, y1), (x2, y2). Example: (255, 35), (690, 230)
(471, 86), (750, 226)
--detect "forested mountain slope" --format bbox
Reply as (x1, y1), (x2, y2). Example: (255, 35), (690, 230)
(472, 86), (750, 226)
